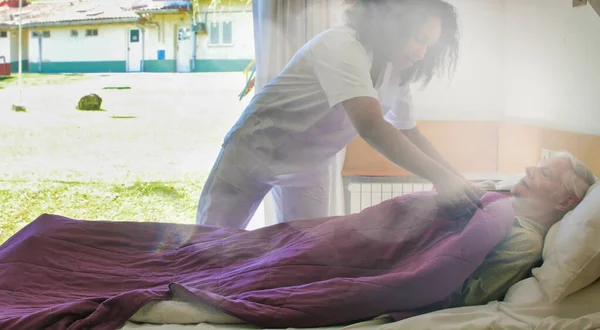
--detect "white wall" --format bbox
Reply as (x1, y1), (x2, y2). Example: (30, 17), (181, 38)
(10, 29), (28, 64)
(0, 30), (10, 62)
(10, 30), (17, 62)
(28, 24), (132, 63)
(411, 0), (507, 121)
(504, 0), (600, 135)
(143, 13), (185, 61)
(141, 10), (254, 62)
(198, 10), (254, 59)
(409, 0), (600, 135)
(0, 29), (28, 66)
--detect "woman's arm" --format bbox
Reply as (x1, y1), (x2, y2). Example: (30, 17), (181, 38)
(403, 127), (487, 198)
(402, 127), (464, 178)
(341, 96), (481, 207)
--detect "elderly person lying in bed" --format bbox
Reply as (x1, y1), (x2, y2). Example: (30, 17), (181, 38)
(0, 153), (596, 329)
(450, 152), (597, 308)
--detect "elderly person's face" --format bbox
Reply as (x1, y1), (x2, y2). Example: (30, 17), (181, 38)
(511, 157), (579, 218)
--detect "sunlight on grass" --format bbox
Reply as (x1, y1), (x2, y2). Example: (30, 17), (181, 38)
(0, 72), (253, 244)
(0, 73), (90, 89)
(0, 180), (203, 243)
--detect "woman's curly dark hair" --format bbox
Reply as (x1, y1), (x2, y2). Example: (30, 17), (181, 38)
(345, 0), (460, 87)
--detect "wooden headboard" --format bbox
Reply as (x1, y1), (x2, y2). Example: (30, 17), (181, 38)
(342, 121), (600, 177)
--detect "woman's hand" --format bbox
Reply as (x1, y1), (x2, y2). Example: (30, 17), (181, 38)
(434, 173), (483, 210)
(468, 180), (488, 199)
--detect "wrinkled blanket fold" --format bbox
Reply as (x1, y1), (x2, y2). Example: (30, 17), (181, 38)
(0, 191), (515, 329)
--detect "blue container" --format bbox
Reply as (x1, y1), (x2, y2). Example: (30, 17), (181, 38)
(157, 50), (165, 60)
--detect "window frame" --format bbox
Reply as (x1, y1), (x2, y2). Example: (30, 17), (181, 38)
(85, 29), (99, 37)
(208, 21), (233, 46)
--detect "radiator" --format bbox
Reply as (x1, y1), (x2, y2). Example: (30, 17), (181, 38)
(343, 173), (508, 215)
(343, 176), (434, 215)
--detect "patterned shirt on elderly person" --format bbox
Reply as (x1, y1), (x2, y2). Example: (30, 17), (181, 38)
(450, 154), (596, 307)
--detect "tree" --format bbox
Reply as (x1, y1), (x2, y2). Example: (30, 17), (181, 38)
(191, 0), (252, 22)
(191, 0), (252, 12)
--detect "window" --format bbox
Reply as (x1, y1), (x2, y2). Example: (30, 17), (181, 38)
(32, 31), (50, 38)
(71, 30), (79, 37)
(222, 22), (232, 44)
(85, 29), (98, 37)
(0, 31), (7, 38)
(130, 29), (139, 43)
(209, 23), (219, 44)
(208, 21), (233, 45)
(177, 27), (190, 41)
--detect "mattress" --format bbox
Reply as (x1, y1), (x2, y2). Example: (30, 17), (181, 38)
(120, 277), (600, 330)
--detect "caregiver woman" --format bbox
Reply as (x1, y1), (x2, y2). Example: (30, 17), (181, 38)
(197, 0), (480, 228)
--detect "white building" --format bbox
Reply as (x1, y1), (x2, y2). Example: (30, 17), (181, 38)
(0, 0), (254, 73)
(135, 0), (254, 73)
(0, 24), (21, 72)
(0, 0), (34, 72)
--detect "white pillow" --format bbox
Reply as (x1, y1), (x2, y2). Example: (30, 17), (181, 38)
(504, 277), (547, 305)
(532, 183), (600, 303)
(504, 277), (600, 318)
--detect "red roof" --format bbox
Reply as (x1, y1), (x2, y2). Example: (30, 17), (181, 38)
(0, 0), (29, 9)
(0, 0), (142, 27)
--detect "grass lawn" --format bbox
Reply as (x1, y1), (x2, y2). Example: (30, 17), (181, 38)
(0, 180), (203, 243)
(0, 72), (254, 243)
(0, 73), (90, 89)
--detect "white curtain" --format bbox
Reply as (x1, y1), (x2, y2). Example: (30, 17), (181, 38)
(252, 0), (348, 226)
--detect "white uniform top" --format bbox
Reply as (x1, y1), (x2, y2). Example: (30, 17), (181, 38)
(223, 25), (416, 177)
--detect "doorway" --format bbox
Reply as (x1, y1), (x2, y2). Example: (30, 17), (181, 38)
(176, 26), (192, 72)
(127, 28), (142, 72)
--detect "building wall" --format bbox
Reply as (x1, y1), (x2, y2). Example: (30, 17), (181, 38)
(9, 29), (17, 62)
(10, 28), (28, 72)
(3, 4), (255, 74)
(405, 0), (600, 134)
(503, 0), (600, 135)
(410, 0), (507, 122)
(195, 9), (254, 72)
(344, 0), (600, 177)
(28, 23), (134, 73)
(0, 29), (29, 72)
(141, 9), (254, 72)
(141, 13), (185, 72)
(0, 28), (10, 67)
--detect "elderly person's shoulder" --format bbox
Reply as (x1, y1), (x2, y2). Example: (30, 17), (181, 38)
(511, 216), (546, 250)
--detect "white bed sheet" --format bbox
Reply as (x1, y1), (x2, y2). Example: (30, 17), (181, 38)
(119, 277), (600, 330)
(385, 277), (600, 330)
(119, 286), (391, 330)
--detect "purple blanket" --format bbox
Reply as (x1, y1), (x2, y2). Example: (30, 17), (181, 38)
(0, 191), (515, 329)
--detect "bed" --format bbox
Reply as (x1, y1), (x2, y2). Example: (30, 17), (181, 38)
(2, 179), (599, 330)
(119, 279), (600, 330)
(118, 179), (600, 330)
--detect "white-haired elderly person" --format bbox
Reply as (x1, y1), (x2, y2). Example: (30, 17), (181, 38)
(449, 152), (597, 308)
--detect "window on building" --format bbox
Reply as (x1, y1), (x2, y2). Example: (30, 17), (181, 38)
(222, 22), (232, 44)
(32, 31), (50, 38)
(0, 31), (7, 38)
(130, 29), (140, 43)
(71, 30), (79, 37)
(208, 21), (233, 46)
(209, 22), (219, 44)
(86, 29), (98, 37)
